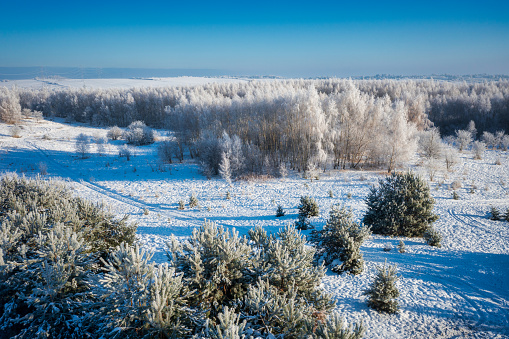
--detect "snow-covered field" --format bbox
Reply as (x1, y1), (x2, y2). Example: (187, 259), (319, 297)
(1, 118), (508, 338)
(1, 76), (247, 90)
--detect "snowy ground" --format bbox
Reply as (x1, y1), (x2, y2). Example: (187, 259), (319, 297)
(1, 76), (247, 90)
(1, 118), (508, 338)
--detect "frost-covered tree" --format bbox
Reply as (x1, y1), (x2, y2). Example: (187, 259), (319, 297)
(363, 172), (438, 237)
(472, 140), (486, 160)
(482, 131), (497, 149)
(0, 87), (22, 124)
(418, 128), (443, 160)
(124, 120), (155, 145)
(311, 205), (370, 275)
(443, 145), (459, 171)
(107, 125), (123, 140)
(75, 133), (91, 158)
(364, 260), (400, 314)
(455, 129), (472, 151)
(219, 151), (232, 184)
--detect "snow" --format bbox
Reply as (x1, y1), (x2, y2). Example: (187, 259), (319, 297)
(1, 77), (247, 90)
(1, 117), (508, 338)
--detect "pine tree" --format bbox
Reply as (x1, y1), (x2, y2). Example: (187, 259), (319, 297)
(364, 260), (400, 314)
(276, 205), (286, 217)
(490, 206), (501, 221)
(363, 172), (438, 237)
(311, 205), (370, 275)
(298, 195), (319, 218)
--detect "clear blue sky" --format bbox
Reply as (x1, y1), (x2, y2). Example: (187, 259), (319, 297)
(1, 0), (508, 77)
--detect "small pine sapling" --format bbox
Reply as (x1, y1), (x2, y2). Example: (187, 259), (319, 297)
(489, 206), (501, 221)
(383, 243), (392, 252)
(364, 260), (400, 314)
(397, 240), (406, 253)
(452, 191), (460, 200)
(423, 227), (442, 247)
(143, 208), (149, 215)
(311, 205), (370, 275)
(328, 189), (334, 198)
(189, 193), (199, 208)
(298, 195), (319, 218)
(295, 214), (312, 230)
(226, 191), (231, 200)
(178, 200), (185, 210)
(276, 205), (285, 217)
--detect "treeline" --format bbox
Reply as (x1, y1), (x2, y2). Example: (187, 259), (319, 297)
(2, 79), (509, 174)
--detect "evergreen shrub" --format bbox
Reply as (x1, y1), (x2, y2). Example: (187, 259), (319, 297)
(364, 261), (400, 314)
(363, 172), (438, 237)
(311, 205), (370, 275)
(423, 227), (442, 247)
(298, 195), (319, 218)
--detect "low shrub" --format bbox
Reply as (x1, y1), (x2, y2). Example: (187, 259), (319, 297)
(276, 204), (285, 217)
(364, 260), (400, 314)
(123, 120), (154, 146)
(298, 195), (319, 218)
(311, 205), (370, 275)
(423, 227), (442, 247)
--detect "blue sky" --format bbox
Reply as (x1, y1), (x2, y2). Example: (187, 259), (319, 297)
(1, 0), (508, 77)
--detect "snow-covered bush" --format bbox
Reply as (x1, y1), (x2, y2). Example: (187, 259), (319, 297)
(124, 120), (155, 145)
(311, 205), (370, 275)
(473, 140), (486, 160)
(363, 172), (439, 237)
(450, 180), (462, 190)
(75, 133), (90, 158)
(0, 175), (136, 338)
(107, 125), (123, 140)
(423, 227), (442, 247)
(482, 131), (497, 149)
(164, 222), (361, 337)
(455, 129), (472, 151)
(189, 193), (199, 208)
(10, 125), (21, 138)
(364, 261), (400, 314)
(92, 244), (194, 338)
(298, 195), (319, 218)
(501, 135), (509, 151)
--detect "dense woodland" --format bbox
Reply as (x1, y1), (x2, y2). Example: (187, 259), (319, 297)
(1, 79), (508, 175)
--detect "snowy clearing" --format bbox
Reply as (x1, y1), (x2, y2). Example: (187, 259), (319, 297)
(1, 118), (508, 338)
